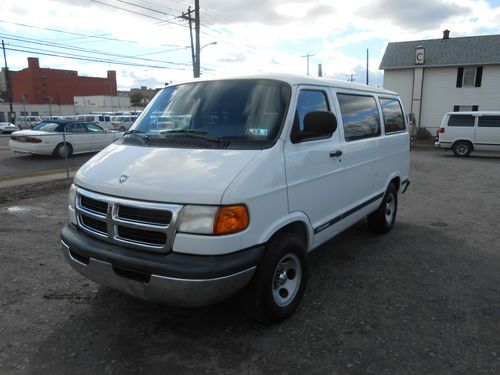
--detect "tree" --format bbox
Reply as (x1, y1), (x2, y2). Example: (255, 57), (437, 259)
(130, 92), (144, 107)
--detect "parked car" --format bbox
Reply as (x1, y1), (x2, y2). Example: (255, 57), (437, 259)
(61, 74), (410, 323)
(9, 120), (123, 158)
(435, 111), (500, 156)
(0, 122), (20, 134)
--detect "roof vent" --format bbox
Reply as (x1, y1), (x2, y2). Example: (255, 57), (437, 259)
(443, 29), (450, 39)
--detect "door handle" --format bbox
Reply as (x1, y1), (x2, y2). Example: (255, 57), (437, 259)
(329, 150), (342, 158)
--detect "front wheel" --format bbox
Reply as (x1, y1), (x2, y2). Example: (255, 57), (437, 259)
(367, 184), (398, 234)
(241, 233), (308, 324)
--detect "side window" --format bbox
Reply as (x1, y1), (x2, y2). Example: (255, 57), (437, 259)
(337, 94), (381, 141)
(291, 90), (330, 143)
(98, 116), (104, 122)
(380, 98), (405, 133)
(85, 124), (104, 132)
(85, 116), (95, 122)
(448, 115), (475, 127)
(478, 116), (500, 128)
(66, 123), (87, 133)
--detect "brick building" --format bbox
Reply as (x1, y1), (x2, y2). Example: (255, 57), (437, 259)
(9, 57), (117, 105)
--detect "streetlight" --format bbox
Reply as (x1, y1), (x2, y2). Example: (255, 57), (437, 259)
(193, 41), (217, 78)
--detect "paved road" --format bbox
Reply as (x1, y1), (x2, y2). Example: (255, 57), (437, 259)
(0, 148), (499, 374)
(0, 145), (94, 178)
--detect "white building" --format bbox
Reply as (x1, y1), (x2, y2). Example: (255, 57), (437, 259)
(379, 31), (500, 135)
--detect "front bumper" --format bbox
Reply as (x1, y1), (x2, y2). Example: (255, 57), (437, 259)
(61, 224), (264, 306)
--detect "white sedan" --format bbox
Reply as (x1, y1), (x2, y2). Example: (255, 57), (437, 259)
(0, 122), (20, 134)
(9, 120), (124, 158)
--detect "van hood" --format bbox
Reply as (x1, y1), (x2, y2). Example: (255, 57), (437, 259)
(75, 144), (260, 204)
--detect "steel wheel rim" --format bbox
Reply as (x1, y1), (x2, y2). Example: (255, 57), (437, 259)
(457, 144), (468, 155)
(272, 253), (302, 307)
(385, 193), (396, 225)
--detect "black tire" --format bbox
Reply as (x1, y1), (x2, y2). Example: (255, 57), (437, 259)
(452, 141), (472, 157)
(367, 184), (398, 234)
(119, 126), (126, 132)
(54, 142), (73, 158)
(240, 232), (308, 324)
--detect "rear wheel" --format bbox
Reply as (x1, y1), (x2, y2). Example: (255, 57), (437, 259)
(119, 126), (126, 132)
(452, 141), (472, 157)
(368, 184), (398, 234)
(54, 142), (73, 158)
(241, 233), (308, 324)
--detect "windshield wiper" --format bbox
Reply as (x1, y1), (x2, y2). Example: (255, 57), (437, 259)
(160, 129), (221, 143)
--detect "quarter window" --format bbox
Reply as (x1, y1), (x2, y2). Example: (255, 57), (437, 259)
(337, 94), (381, 141)
(448, 115), (475, 127)
(380, 98), (405, 133)
(478, 116), (500, 128)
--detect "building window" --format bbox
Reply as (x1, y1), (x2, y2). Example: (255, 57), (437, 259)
(456, 66), (483, 88)
(453, 105), (478, 112)
(337, 94), (381, 142)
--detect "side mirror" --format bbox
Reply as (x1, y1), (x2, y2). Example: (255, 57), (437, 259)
(292, 111), (337, 143)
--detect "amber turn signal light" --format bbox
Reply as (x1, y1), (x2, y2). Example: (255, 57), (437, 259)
(214, 205), (249, 235)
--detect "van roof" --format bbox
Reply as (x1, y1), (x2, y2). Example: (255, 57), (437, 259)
(445, 111), (500, 116)
(169, 73), (397, 96)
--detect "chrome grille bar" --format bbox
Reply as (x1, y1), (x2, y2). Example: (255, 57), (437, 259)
(75, 187), (183, 253)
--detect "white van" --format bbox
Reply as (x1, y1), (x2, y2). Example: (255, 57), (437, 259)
(435, 111), (500, 157)
(16, 115), (42, 129)
(61, 74), (410, 322)
(76, 114), (113, 129)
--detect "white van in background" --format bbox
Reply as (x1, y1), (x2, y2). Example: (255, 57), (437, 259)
(61, 74), (410, 323)
(16, 115), (42, 129)
(110, 115), (138, 131)
(75, 114), (113, 129)
(435, 111), (500, 157)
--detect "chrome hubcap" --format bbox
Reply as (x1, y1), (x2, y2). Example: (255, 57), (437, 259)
(457, 145), (468, 155)
(272, 253), (302, 307)
(385, 193), (395, 225)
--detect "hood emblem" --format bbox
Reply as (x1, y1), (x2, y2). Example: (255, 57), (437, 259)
(119, 174), (129, 183)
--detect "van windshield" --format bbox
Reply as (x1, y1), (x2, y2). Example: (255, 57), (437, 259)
(126, 79), (291, 149)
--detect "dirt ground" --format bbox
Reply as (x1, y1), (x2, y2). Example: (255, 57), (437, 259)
(0, 148), (499, 374)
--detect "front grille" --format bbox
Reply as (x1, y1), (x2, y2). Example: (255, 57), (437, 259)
(118, 205), (172, 225)
(75, 187), (182, 253)
(80, 214), (107, 234)
(117, 226), (166, 245)
(80, 195), (108, 215)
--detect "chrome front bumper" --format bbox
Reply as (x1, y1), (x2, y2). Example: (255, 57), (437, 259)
(61, 239), (256, 307)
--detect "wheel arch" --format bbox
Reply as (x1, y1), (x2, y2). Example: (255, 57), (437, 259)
(258, 212), (313, 251)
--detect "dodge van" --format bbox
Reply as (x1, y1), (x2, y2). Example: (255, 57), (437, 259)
(435, 111), (500, 157)
(61, 74), (410, 322)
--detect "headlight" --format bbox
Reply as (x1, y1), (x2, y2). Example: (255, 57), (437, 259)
(178, 205), (249, 235)
(68, 184), (77, 225)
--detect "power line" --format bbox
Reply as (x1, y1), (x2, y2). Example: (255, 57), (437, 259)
(4, 46), (192, 70)
(89, 0), (189, 28)
(0, 19), (177, 46)
(0, 33), (190, 66)
(116, 0), (181, 19)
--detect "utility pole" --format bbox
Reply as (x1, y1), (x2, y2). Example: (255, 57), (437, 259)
(181, 3), (200, 78)
(366, 48), (369, 85)
(346, 73), (357, 82)
(301, 53), (315, 75)
(194, 0), (200, 78)
(2, 39), (14, 122)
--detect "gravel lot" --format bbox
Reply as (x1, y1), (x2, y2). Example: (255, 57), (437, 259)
(0, 148), (499, 374)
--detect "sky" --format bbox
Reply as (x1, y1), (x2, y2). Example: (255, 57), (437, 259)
(1, 0), (500, 90)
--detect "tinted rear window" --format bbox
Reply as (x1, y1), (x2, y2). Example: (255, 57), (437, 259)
(448, 115), (475, 127)
(478, 116), (500, 128)
(337, 94), (381, 141)
(380, 98), (405, 133)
